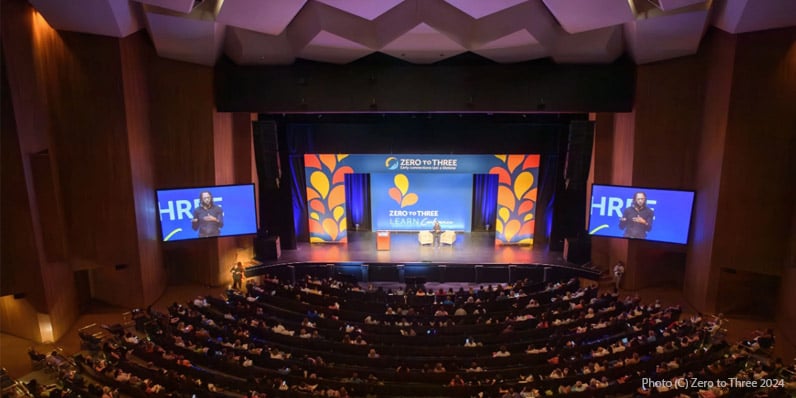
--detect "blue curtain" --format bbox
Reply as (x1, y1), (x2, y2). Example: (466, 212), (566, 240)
(289, 155), (309, 242)
(344, 173), (371, 231)
(472, 174), (498, 232)
(534, 143), (566, 248)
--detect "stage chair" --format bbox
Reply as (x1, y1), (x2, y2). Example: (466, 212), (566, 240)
(440, 231), (456, 245)
(418, 231), (433, 245)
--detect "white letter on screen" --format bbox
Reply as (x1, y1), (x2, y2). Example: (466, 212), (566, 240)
(609, 197), (624, 217)
(177, 200), (193, 220)
(591, 196), (607, 216)
(159, 201), (175, 221)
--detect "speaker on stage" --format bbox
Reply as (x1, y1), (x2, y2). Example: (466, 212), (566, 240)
(564, 121), (594, 189)
(252, 120), (297, 251)
(252, 121), (281, 191)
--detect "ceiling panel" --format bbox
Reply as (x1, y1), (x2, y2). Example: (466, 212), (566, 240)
(30, 0), (142, 37)
(24, 0), (796, 66)
(381, 23), (468, 63)
(216, 0), (306, 35)
(143, 2), (225, 65)
(543, 0), (634, 34)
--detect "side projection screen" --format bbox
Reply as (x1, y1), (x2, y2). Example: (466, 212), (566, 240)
(157, 184), (257, 242)
(588, 184), (695, 244)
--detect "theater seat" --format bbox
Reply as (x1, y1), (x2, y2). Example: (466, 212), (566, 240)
(440, 231), (456, 245)
(418, 231), (433, 245)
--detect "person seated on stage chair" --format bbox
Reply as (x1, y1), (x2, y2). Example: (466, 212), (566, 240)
(432, 220), (442, 247)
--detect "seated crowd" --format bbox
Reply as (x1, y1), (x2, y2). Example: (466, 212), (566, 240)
(38, 272), (796, 398)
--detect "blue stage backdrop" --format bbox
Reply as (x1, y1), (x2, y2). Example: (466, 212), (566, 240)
(588, 184), (695, 244)
(371, 173), (473, 231)
(156, 184), (258, 241)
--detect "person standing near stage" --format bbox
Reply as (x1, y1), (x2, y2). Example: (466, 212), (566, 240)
(432, 220), (442, 248)
(231, 262), (245, 290)
(613, 261), (625, 292)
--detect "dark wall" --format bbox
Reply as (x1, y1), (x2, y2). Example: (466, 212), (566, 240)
(278, 114), (575, 154)
(217, 54), (635, 113)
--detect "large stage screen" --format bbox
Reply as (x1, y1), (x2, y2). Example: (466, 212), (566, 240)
(588, 184), (695, 244)
(371, 173), (473, 231)
(156, 184), (257, 242)
(304, 154), (539, 244)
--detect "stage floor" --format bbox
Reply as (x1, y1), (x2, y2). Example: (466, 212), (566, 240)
(263, 231), (574, 267)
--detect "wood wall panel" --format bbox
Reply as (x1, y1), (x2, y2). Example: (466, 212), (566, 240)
(213, 111), (240, 286)
(591, 113), (614, 185)
(624, 54), (703, 289)
(610, 112), (634, 186)
(632, 58), (702, 189)
(216, 238), (238, 287)
(588, 113), (617, 270)
(233, 113), (257, 265)
(1, 0), (75, 339)
(149, 57), (216, 188)
(683, 30), (736, 313)
(120, 31), (166, 305)
(162, 239), (219, 285)
(780, 266), (796, 354)
(42, 260), (78, 340)
(148, 56), (239, 286)
(711, 28), (795, 276)
(213, 111), (234, 185)
(0, 56), (44, 311)
(2, 0), (159, 311)
(716, 268), (779, 318)
(0, 296), (41, 341)
(29, 152), (66, 262)
(233, 113), (256, 184)
(30, 153), (79, 337)
(2, 1), (50, 154)
(42, 31), (140, 270)
(147, 56), (216, 283)
(38, 31), (145, 308)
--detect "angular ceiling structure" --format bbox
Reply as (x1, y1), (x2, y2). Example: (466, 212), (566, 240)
(28, 0), (796, 66)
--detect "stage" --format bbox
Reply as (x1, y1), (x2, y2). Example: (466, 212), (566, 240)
(249, 231), (600, 283)
(264, 231), (571, 265)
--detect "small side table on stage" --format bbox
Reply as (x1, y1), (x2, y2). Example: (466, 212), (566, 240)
(376, 231), (391, 251)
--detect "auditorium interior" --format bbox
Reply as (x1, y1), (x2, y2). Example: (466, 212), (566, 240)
(1, 0), (795, 397)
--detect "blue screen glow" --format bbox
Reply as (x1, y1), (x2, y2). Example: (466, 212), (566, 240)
(157, 184), (257, 241)
(371, 173), (472, 231)
(588, 185), (695, 244)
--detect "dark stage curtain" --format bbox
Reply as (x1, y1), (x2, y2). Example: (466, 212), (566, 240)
(533, 151), (563, 248)
(288, 155), (309, 242)
(344, 173), (371, 231)
(472, 174), (498, 231)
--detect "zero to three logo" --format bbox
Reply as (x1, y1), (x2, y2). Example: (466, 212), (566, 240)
(385, 156), (399, 170)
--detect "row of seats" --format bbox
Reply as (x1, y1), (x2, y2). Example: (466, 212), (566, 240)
(50, 271), (795, 398)
(146, 275), (690, 393)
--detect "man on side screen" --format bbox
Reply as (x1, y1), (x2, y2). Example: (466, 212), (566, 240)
(619, 192), (653, 239)
(192, 191), (224, 237)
